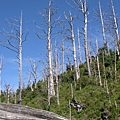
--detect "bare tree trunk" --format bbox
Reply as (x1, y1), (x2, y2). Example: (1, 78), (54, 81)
(77, 29), (82, 65)
(99, 1), (107, 52)
(35, 0), (58, 105)
(28, 59), (38, 89)
(55, 47), (60, 105)
(106, 79), (111, 104)
(47, 1), (55, 104)
(84, 0), (91, 77)
(96, 39), (102, 86)
(71, 0), (91, 76)
(18, 11), (22, 105)
(14, 91), (17, 104)
(102, 53), (107, 88)
(115, 47), (116, 81)
(64, 12), (80, 80)
(93, 59), (97, 85)
(71, 24), (79, 80)
(28, 70), (33, 91)
(0, 11), (26, 105)
(110, 0), (120, 57)
(77, 29), (82, 80)
(0, 57), (2, 98)
(61, 39), (65, 73)
(5, 84), (10, 104)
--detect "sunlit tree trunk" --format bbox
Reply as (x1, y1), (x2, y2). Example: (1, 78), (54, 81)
(0, 11), (26, 105)
(28, 58), (38, 89)
(83, 0), (91, 77)
(28, 70), (33, 91)
(35, 0), (56, 105)
(99, 1), (107, 53)
(77, 29), (82, 65)
(96, 39), (102, 86)
(72, 0), (91, 77)
(102, 53), (107, 88)
(64, 12), (80, 80)
(114, 48), (116, 81)
(0, 57), (2, 98)
(18, 11), (22, 104)
(5, 84), (10, 104)
(47, 1), (55, 105)
(61, 39), (65, 73)
(55, 46), (60, 105)
(110, 0), (120, 57)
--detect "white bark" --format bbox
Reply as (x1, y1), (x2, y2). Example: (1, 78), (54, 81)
(64, 12), (79, 80)
(18, 11), (22, 105)
(61, 39), (65, 73)
(28, 59), (38, 89)
(0, 57), (2, 97)
(96, 39), (102, 86)
(115, 47), (116, 81)
(72, 0), (91, 77)
(5, 84), (10, 104)
(77, 29), (82, 64)
(55, 47), (60, 105)
(83, 0), (91, 77)
(0, 11), (25, 105)
(70, 0), (91, 76)
(28, 70), (33, 91)
(77, 29), (82, 79)
(99, 1), (107, 50)
(35, 0), (58, 105)
(102, 53), (107, 88)
(110, 0), (120, 56)
(47, 0), (55, 102)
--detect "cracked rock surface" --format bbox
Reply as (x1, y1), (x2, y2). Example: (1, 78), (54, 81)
(0, 103), (68, 120)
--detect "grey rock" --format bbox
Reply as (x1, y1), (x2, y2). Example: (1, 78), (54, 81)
(0, 103), (68, 120)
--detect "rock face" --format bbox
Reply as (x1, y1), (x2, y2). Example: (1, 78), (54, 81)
(0, 103), (68, 120)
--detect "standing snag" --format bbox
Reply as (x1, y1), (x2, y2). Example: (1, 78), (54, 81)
(0, 57), (3, 98)
(35, 0), (59, 105)
(98, 1), (107, 54)
(63, 12), (80, 80)
(28, 58), (38, 89)
(0, 11), (27, 104)
(72, 0), (91, 77)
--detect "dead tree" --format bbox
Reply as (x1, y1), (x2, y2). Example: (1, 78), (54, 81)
(96, 39), (102, 86)
(63, 12), (80, 80)
(110, 0), (120, 57)
(61, 38), (65, 73)
(77, 29), (82, 80)
(35, 0), (58, 105)
(28, 69), (33, 91)
(102, 52), (107, 88)
(0, 57), (3, 97)
(98, 1), (107, 53)
(77, 29), (82, 65)
(5, 84), (10, 104)
(0, 11), (27, 104)
(72, 0), (91, 77)
(54, 44), (60, 105)
(28, 58), (38, 89)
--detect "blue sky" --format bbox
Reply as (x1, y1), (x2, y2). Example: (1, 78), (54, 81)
(0, 0), (119, 91)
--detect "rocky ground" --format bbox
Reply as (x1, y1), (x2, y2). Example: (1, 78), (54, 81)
(0, 103), (68, 120)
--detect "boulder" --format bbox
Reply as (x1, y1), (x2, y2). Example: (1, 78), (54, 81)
(0, 103), (68, 120)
